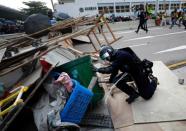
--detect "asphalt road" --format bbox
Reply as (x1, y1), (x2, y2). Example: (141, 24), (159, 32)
(105, 26), (186, 65)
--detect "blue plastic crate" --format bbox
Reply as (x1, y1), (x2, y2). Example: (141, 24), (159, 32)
(60, 80), (93, 124)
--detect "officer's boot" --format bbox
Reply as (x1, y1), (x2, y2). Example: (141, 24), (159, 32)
(125, 92), (139, 104)
(116, 81), (139, 104)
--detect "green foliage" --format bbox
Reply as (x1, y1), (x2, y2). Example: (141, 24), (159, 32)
(20, 1), (50, 16)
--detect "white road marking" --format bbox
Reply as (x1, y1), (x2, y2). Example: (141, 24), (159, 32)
(129, 43), (148, 48)
(125, 36), (153, 41)
(154, 45), (186, 54)
(115, 27), (162, 35)
(124, 30), (186, 42)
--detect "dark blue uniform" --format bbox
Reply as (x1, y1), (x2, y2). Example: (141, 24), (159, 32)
(98, 48), (157, 100)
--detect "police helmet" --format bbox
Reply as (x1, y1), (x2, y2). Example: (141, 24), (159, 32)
(99, 45), (115, 61)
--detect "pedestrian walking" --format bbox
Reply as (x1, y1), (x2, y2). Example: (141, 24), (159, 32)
(96, 14), (104, 34)
(170, 9), (179, 29)
(183, 11), (186, 29)
(161, 12), (167, 26)
(135, 7), (148, 33)
(177, 11), (183, 27)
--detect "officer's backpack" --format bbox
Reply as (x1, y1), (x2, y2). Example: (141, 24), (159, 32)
(121, 47), (153, 77)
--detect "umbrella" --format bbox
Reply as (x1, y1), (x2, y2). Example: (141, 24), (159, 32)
(24, 13), (51, 34)
(54, 12), (71, 20)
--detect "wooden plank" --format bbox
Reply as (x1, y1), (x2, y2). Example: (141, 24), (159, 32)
(107, 91), (134, 129)
(0, 45), (59, 76)
(72, 35), (90, 43)
(67, 46), (84, 55)
(88, 76), (98, 90)
(87, 34), (98, 51)
(132, 61), (186, 123)
(97, 72), (134, 129)
(116, 123), (163, 131)
(102, 16), (116, 41)
(117, 121), (186, 131)
(64, 39), (73, 47)
(17, 66), (42, 87)
(1, 65), (55, 131)
(0, 16), (87, 49)
(158, 121), (186, 131)
(0, 48), (6, 62)
(92, 29), (101, 46)
(96, 23), (109, 44)
(68, 39), (74, 46)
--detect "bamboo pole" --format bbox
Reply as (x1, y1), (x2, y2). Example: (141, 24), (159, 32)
(0, 17), (86, 49)
(1, 65), (56, 131)
(64, 39), (73, 47)
(0, 45), (59, 76)
(0, 26), (95, 76)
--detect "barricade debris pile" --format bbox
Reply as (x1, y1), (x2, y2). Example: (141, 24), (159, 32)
(0, 13), (119, 130)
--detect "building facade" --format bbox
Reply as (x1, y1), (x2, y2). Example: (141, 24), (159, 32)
(55, 0), (186, 18)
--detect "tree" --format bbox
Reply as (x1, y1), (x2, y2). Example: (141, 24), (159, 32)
(20, 1), (50, 16)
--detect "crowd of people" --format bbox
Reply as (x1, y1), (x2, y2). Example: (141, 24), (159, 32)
(106, 15), (132, 23)
(135, 6), (186, 33)
(0, 19), (24, 34)
(169, 9), (186, 29)
(153, 9), (186, 29)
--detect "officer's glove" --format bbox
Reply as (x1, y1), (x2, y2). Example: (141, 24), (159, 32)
(92, 67), (106, 74)
(96, 68), (106, 73)
(109, 77), (114, 83)
(91, 65), (99, 72)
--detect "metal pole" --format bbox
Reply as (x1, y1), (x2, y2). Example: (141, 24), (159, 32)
(50, 0), (55, 11)
(164, 0), (166, 12)
(155, 0), (159, 15)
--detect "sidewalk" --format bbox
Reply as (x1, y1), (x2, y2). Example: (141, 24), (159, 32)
(107, 19), (156, 32)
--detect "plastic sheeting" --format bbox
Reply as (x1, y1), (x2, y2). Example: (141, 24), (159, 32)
(32, 77), (69, 131)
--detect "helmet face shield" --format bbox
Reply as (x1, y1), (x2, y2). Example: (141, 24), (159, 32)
(99, 45), (114, 61)
(100, 52), (110, 61)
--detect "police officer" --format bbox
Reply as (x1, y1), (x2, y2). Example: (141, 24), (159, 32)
(95, 45), (157, 104)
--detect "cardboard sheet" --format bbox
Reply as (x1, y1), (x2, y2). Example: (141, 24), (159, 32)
(132, 61), (186, 123)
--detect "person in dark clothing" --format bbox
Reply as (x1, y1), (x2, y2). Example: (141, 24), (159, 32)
(135, 8), (148, 33)
(170, 9), (179, 29)
(94, 45), (157, 104)
(183, 11), (186, 29)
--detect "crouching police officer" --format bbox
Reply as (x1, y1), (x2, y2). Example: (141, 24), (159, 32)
(94, 45), (157, 104)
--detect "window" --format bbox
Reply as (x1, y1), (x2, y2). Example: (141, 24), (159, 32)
(98, 7), (103, 14)
(171, 3), (180, 10)
(159, 4), (164, 10)
(98, 6), (114, 14)
(134, 5), (140, 11)
(116, 5), (130, 13)
(85, 7), (97, 11)
(58, 0), (75, 4)
(166, 4), (169, 10)
(182, 3), (186, 9)
(159, 3), (169, 10)
(125, 5), (130, 12)
(109, 6), (114, 13)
